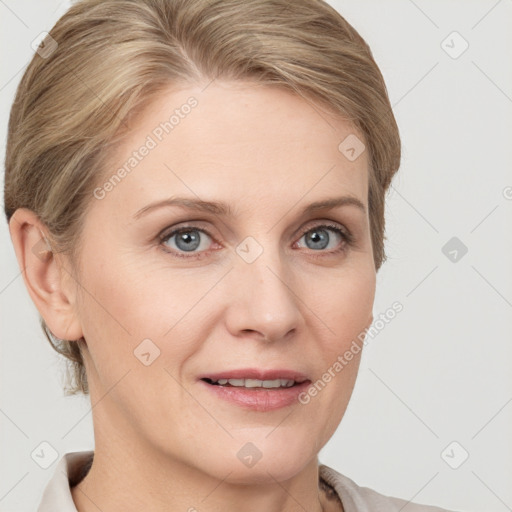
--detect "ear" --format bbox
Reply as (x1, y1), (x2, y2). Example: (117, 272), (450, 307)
(8, 208), (84, 342)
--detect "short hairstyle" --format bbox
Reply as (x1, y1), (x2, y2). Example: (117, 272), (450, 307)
(3, 0), (401, 395)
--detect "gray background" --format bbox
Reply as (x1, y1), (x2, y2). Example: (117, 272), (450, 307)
(1, 0), (511, 511)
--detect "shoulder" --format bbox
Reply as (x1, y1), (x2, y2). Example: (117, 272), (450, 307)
(319, 464), (462, 512)
(37, 450), (94, 512)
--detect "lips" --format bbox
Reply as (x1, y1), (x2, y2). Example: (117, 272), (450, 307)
(198, 369), (312, 411)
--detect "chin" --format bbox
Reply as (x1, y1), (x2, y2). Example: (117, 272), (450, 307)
(198, 431), (318, 485)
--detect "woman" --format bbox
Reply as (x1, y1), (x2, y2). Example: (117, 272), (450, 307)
(4, 0), (459, 511)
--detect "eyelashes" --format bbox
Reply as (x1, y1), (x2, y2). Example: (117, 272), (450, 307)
(158, 222), (355, 260)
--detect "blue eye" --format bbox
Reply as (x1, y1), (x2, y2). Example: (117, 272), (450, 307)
(296, 224), (352, 254)
(160, 227), (213, 258)
(159, 223), (353, 259)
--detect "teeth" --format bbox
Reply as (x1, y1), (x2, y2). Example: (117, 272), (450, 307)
(209, 378), (296, 388)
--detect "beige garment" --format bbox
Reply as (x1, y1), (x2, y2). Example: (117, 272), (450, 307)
(37, 451), (460, 512)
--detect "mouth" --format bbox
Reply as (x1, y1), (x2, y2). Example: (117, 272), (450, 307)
(201, 377), (305, 389)
(198, 368), (312, 411)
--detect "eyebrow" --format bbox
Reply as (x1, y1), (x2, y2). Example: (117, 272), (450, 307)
(133, 195), (366, 220)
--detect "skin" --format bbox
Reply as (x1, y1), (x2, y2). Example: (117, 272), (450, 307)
(9, 80), (376, 512)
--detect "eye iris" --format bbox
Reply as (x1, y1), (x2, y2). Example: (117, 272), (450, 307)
(306, 229), (329, 250)
(175, 230), (201, 251)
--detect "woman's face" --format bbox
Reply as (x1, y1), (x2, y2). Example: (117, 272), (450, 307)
(71, 80), (375, 482)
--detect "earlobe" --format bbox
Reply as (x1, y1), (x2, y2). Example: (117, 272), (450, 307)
(8, 208), (84, 342)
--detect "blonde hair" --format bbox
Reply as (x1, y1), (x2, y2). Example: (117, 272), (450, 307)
(4, 0), (401, 395)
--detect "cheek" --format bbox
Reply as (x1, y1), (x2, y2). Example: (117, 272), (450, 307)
(77, 258), (218, 372)
(314, 265), (375, 343)
(307, 265), (374, 412)
(307, 272), (373, 437)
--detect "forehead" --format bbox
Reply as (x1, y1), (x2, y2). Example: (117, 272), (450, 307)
(95, 81), (369, 218)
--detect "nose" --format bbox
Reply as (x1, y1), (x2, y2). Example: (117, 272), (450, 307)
(224, 246), (303, 344)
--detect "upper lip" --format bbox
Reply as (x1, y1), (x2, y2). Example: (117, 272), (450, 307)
(199, 368), (310, 383)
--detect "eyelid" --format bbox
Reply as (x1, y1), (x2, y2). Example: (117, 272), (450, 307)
(298, 219), (350, 238)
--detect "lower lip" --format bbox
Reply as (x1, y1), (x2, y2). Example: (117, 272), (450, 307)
(199, 379), (311, 412)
